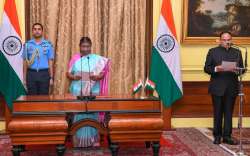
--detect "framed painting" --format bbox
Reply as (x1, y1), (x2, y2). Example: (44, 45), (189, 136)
(182, 0), (250, 44)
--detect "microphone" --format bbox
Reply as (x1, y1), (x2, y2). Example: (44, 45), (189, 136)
(80, 55), (83, 98)
(87, 56), (92, 96)
(77, 55), (84, 100)
(231, 43), (248, 69)
(77, 55), (96, 101)
(246, 50), (248, 68)
(231, 43), (247, 50)
(87, 56), (96, 100)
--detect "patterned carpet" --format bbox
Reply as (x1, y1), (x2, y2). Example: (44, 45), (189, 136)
(197, 127), (250, 156)
(0, 128), (240, 156)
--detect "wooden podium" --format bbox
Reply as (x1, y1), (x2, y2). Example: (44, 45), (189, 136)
(5, 95), (164, 156)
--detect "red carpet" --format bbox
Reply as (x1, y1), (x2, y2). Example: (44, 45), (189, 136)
(0, 129), (232, 156)
(20, 135), (172, 151)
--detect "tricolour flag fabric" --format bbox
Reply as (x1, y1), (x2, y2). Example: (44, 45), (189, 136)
(132, 79), (143, 94)
(0, 0), (26, 110)
(144, 78), (155, 91)
(150, 0), (183, 107)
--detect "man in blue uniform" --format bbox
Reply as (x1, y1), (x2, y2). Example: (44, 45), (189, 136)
(22, 23), (54, 95)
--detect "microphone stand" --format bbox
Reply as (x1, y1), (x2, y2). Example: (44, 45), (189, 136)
(232, 44), (247, 156)
(77, 55), (84, 100)
(77, 56), (96, 101)
(232, 43), (248, 69)
(87, 56), (96, 100)
(236, 67), (246, 156)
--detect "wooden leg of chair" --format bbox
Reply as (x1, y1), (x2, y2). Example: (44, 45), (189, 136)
(108, 136), (112, 149)
(20, 145), (25, 151)
(152, 141), (160, 156)
(12, 145), (24, 156)
(110, 142), (119, 156)
(56, 144), (66, 156)
(145, 141), (151, 148)
(100, 134), (104, 144)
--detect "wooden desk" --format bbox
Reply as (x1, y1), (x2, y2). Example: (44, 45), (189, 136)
(6, 95), (163, 156)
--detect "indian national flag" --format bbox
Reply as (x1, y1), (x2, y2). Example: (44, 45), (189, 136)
(132, 80), (143, 94)
(144, 78), (155, 91)
(0, 0), (26, 109)
(150, 0), (182, 107)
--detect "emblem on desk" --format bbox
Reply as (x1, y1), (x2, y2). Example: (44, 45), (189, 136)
(2, 36), (22, 56)
(156, 34), (175, 53)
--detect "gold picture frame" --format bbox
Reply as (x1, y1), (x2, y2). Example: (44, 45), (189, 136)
(181, 0), (250, 45)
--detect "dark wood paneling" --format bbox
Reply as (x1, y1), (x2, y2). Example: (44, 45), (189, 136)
(172, 81), (250, 118)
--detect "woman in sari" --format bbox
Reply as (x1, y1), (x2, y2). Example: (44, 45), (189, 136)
(67, 37), (110, 147)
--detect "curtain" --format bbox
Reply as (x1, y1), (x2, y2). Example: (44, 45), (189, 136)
(29, 0), (148, 95)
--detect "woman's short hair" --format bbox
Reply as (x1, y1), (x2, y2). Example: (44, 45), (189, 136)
(79, 37), (92, 46)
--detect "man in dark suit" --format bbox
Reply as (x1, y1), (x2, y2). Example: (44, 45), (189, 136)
(204, 31), (244, 145)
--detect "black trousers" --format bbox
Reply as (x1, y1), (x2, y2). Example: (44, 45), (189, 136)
(26, 69), (50, 95)
(212, 94), (236, 138)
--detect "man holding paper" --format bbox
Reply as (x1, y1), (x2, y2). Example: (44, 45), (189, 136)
(204, 31), (244, 145)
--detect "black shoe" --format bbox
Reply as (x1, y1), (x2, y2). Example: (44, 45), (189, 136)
(213, 137), (221, 144)
(223, 137), (238, 145)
